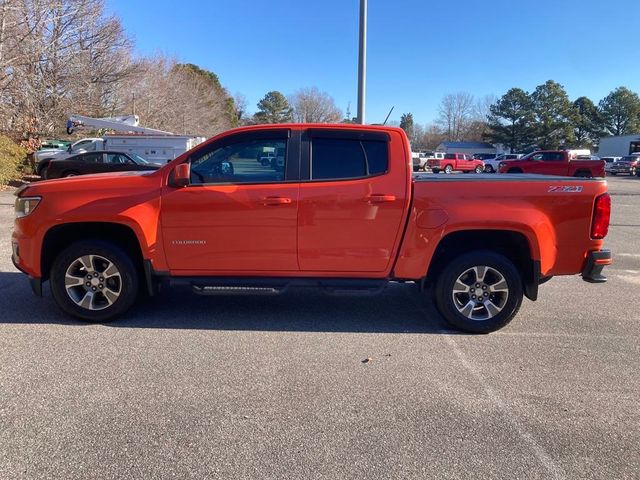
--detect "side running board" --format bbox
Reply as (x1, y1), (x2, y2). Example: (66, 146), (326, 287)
(184, 278), (388, 297)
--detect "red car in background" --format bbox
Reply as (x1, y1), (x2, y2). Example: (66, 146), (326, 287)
(427, 153), (484, 174)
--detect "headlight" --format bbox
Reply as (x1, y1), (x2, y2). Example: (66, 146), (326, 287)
(15, 196), (41, 218)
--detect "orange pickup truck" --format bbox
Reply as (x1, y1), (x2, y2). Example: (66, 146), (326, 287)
(12, 124), (612, 333)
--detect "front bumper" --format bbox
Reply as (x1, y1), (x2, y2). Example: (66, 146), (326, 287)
(609, 166), (634, 174)
(582, 249), (612, 283)
(12, 250), (42, 296)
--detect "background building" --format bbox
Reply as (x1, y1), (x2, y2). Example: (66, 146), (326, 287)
(436, 141), (498, 156)
(598, 135), (640, 157)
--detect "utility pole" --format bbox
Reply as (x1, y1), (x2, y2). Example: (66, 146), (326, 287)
(357, 0), (367, 124)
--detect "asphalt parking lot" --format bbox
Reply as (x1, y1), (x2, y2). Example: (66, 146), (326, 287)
(0, 176), (638, 479)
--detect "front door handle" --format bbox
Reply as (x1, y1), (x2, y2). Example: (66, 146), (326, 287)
(262, 196), (292, 206)
(367, 194), (396, 204)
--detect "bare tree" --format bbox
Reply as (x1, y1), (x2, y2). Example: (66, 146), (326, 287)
(289, 87), (342, 123)
(114, 57), (233, 137)
(437, 92), (474, 141)
(233, 92), (248, 125)
(0, 0), (133, 138)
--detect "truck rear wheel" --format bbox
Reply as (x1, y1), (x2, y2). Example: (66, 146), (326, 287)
(444, 165), (453, 174)
(50, 240), (139, 322)
(434, 250), (523, 333)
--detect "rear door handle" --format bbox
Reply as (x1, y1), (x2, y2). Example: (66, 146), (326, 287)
(262, 196), (292, 206)
(367, 194), (396, 203)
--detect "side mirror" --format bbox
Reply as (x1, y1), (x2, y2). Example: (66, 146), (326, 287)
(172, 163), (190, 187)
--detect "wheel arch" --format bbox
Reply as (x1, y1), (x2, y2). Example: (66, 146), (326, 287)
(41, 222), (144, 283)
(425, 229), (541, 301)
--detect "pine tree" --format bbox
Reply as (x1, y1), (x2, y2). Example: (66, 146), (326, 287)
(254, 91), (294, 124)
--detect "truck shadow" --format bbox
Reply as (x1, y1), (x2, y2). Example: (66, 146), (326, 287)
(0, 272), (462, 334)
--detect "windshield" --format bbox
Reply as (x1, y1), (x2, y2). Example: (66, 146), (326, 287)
(130, 153), (149, 164)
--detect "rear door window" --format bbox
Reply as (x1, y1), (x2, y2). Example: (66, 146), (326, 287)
(310, 138), (388, 180)
(542, 152), (564, 161)
(80, 153), (103, 163)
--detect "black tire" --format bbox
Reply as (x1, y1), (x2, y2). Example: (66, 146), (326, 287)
(610, 172), (617, 176)
(50, 240), (139, 322)
(63, 171), (80, 177)
(631, 167), (636, 176)
(432, 168), (440, 174)
(636, 169), (640, 178)
(507, 168), (522, 174)
(434, 250), (523, 333)
(444, 165), (453, 174)
(573, 170), (591, 178)
(37, 160), (52, 177)
(485, 165), (495, 173)
(41, 167), (49, 180)
(474, 165), (484, 174)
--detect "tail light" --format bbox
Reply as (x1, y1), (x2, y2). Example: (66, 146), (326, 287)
(591, 193), (611, 239)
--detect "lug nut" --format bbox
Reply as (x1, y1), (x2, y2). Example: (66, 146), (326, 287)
(482, 285), (487, 290)
(98, 284), (103, 289)
(99, 277), (104, 282)
(472, 295), (476, 299)
(92, 287), (97, 291)
(476, 283), (480, 287)
(484, 292), (489, 297)
(86, 282), (91, 286)
(94, 273), (99, 277)
(470, 288), (475, 293)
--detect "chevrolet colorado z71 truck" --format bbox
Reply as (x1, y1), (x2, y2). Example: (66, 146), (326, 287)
(12, 124), (612, 333)
(498, 150), (606, 177)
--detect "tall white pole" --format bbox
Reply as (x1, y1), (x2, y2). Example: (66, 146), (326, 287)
(357, 0), (367, 124)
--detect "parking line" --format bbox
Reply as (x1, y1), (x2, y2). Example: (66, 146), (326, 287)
(403, 292), (567, 479)
(442, 335), (567, 480)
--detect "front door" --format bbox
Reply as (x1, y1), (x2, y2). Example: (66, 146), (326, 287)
(161, 129), (300, 272)
(297, 129), (409, 273)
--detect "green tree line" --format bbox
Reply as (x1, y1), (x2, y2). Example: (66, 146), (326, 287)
(487, 81), (640, 152)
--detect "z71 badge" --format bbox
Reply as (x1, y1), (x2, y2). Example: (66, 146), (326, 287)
(548, 185), (583, 193)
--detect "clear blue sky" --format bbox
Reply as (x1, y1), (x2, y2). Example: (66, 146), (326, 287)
(106, 0), (639, 125)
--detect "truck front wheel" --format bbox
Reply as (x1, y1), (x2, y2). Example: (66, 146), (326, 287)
(50, 240), (139, 322)
(434, 251), (523, 333)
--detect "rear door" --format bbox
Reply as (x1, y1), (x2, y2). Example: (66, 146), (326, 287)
(75, 152), (103, 174)
(297, 129), (408, 273)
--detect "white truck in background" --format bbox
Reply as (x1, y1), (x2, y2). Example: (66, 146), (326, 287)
(34, 114), (205, 176)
